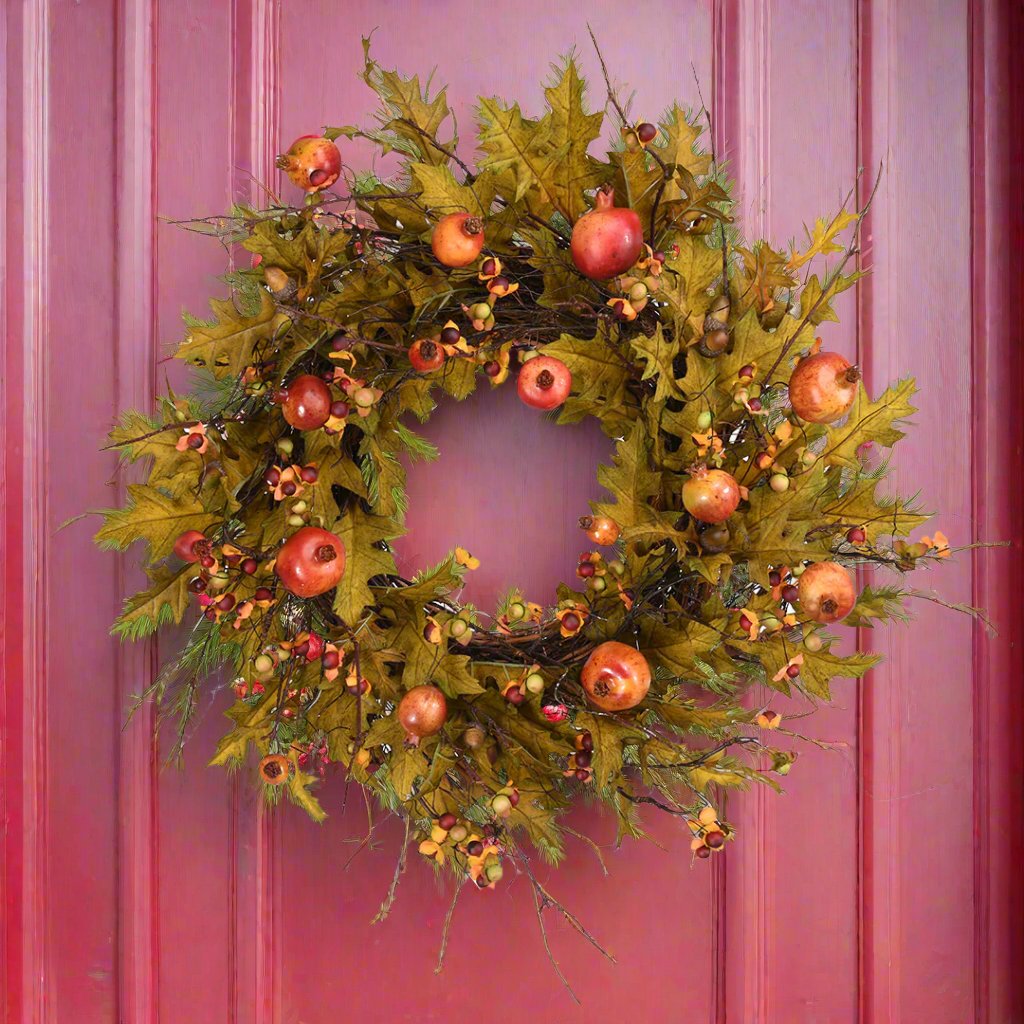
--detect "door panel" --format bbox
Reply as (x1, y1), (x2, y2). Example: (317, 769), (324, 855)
(3, 2), (1022, 1022)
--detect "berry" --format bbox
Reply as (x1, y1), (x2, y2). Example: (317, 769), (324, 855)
(439, 812), (458, 831)
(636, 122), (658, 143)
(579, 515), (621, 546)
(705, 830), (726, 850)
(847, 527), (867, 544)
(299, 466), (318, 484)
(769, 473), (790, 493)
(505, 685), (525, 705)
(329, 400), (349, 419)
(440, 326), (461, 346)
(217, 594), (236, 612)
(254, 587), (273, 601)
(254, 654), (275, 674)
(188, 577), (207, 594)
(467, 841), (484, 857)
(696, 410), (713, 430)
(781, 584), (800, 604)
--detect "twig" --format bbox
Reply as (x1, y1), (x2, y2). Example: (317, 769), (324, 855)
(433, 881), (465, 974)
(373, 815), (411, 922)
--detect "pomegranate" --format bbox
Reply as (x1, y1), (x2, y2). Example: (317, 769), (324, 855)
(173, 530), (208, 562)
(580, 641), (651, 712)
(397, 685), (448, 746)
(517, 356), (572, 410)
(682, 466), (741, 523)
(258, 754), (291, 786)
(570, 186), (644, 280)
(430, 212), (485, 268)
(797, 561), (856, 623)
(579, 515), (621, 546)
(280, 374), (332, 431)
(408, 338), (446, 372)
(788, 351), (860, 424)
(275, 526), (346, 598)
(275, 135), (341, 192)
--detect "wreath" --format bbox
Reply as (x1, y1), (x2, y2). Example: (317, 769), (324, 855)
(96, 39), (960, 961)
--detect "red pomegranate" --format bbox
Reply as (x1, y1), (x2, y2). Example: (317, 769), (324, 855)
(788, 351), (860, 423)
(580, 641), (651, 712)
(517, 356), (572, 410)
(570, 187), (644, 280)
(275, 526), (346, 598)
(397, 685), (448, 746)
(276, 135), (341, 192)
(798, 561), (856, 623)
(173, 530), (208, 562)
(431, 212), (485, 268)
(682, 466), (741, 523)
(280, 374), (332, 431)
(408, 337), (446, 372)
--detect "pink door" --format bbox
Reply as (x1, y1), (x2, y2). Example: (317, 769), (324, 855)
(3, 1), (1022, 1021)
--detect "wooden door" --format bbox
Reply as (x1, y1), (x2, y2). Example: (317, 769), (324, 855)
(3, 1), (1022, 1021)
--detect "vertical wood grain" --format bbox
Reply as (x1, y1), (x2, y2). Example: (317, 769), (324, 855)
(859, 1), (978, 1020)
(115, 0), (159, 1019)
(969, 2), (1024, 1021)
(3, 4), (51, 1021)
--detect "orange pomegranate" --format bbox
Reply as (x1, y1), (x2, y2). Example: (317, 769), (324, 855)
(580, 641), (651, 712)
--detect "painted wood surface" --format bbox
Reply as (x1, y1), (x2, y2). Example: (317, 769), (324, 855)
(2, 1), (1021, 1021)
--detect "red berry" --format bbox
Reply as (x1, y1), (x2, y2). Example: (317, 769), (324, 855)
(264, 467), (281, 487)
(769, 571), (781, 587)
(636, 122), (657, 144)
(200, 554), (216, 570)
(467, 841), (484, 856)
(574, 750), (592, 769)
(577, 562), (596, 578)
(217, 594), (236, 612)
(781, 584), (800, 604)
(506, 685), (525, 705)
(575, 769), (590, 781)
(254, 587), (273, 601)
(440, 326), (461, 346)
(329, 401), (349, 419)
(705, 831), (726, 850)
(281, 481), (297, 497)
(696, 846), (712, 859)
(738, 364), (755, 379)
(439, 812), (458, 830)
(747, 397), (763, 412)
(241, 558), (258, 575)
(322, 649), (340, 670)
(483, 360), (501, 377)
(579, 731), (594, 752)
(847, 527), (867, 544)
(739, 614), (753, 631)
(561, 612), (581, 632)
(300, 466), (318, 484)
(187, 432), (205, 450)
(188, 577), (207, 594)
(786, 663), (801, 678)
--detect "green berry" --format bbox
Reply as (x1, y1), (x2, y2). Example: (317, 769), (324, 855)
(696, 410), (713, 430)
(524, 672), (545, 695)
(254, 654), (275, 674)
(770, 473), (790, 493)
(491, 794), (512, 815)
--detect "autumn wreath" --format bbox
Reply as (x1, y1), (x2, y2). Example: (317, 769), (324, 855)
(96, 40), (960, 956)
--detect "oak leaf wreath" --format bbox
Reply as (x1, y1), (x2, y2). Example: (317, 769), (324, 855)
(95, 37), (967, 969)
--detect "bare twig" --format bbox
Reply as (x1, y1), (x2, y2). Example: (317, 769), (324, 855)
(373, 815), (411, 922)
